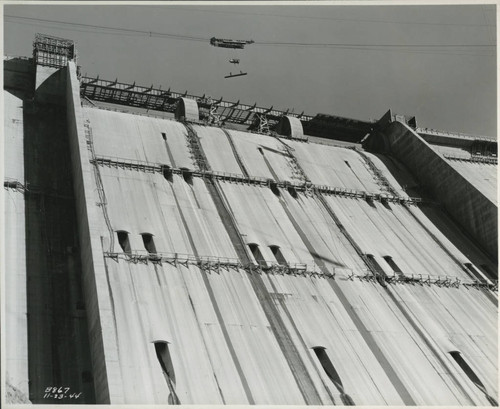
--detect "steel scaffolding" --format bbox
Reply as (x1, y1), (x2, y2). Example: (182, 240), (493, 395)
(33, 33), (76, 68)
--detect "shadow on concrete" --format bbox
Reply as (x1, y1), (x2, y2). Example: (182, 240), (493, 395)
(23, 67), (97, 404)
(374, 152), (497, 278)
(4, 58), (35, 100)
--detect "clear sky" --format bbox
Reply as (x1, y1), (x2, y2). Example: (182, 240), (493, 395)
(4, 2), (497, 137)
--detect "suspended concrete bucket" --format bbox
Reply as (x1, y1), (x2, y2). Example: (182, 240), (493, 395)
(175, 97), (199, 122)
(277, 115), (307, 141)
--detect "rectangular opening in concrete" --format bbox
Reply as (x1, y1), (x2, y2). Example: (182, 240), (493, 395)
(270, 245), (287, 266)
(117, 231), (131, 254)
(141, 233), (157, 254)
(269, 181), (281, 197)
(287, 186), (298, 199)
(366, 254), (388, 287)
(154, 342), (180, 404)
(449, 351), (497, 405)
(162, 166), (173, 182)
(383, 256), (403, 276)
(366, 254), (385, 276)
(249, 243), (265, 265)
(312, 347), (354, 405)
(180, 168), (193, 185)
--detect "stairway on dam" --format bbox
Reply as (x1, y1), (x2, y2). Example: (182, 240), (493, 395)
(4, 56), (497, 405)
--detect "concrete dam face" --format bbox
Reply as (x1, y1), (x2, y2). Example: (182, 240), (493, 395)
(4, 37), (498, 405)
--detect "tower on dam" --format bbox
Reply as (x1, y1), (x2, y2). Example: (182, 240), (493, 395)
(4, 33), (497, 405)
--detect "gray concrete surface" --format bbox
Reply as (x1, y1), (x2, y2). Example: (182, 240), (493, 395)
(369, 121), (497, 260)
(4, 60), (497, 406)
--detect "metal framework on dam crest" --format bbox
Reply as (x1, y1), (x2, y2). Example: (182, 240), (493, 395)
(79, 74), (497, 153)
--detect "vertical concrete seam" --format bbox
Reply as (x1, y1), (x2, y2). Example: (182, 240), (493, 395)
(309, 194), (416, 404)
(221, 128), (249, 177)
(383, 287), (476, 405)
(171, 178), (254, 404)
(267, 278), (335, 405)
(203, 168), (318, 404)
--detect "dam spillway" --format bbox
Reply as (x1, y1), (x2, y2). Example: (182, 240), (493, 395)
(3, 34), (498, 405)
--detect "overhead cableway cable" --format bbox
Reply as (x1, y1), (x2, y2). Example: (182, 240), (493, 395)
(255, 40), (493, 48)
(5, 14), (495, 56)
(159, 5), (496, 27)
(5, 15), (208, 42)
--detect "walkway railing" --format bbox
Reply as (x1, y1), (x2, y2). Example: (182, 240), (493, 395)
(91, 155), (429, 206)
(417, 127), (496, 143)
(103, 250), (317, 274)
(444, 154), (497, 165)
(103, 250), (497, 292)
(354, 270), (497, 291)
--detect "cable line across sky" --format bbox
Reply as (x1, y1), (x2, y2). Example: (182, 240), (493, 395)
(4, 14), (496, 57)
(159, 5), (496, 27)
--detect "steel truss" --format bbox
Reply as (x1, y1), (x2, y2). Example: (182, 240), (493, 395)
(33, 33), (76, 68)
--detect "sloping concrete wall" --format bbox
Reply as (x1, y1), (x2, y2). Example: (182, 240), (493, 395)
(35, 65), (66, 104)
(19, 62), (96, 404)
(79, 162), (497, 404)
(66, 62), (120, 403)
(374, 121), (497, 260)
(417, 142), (496, 203)
(3, 61), (98, 405)
(4, 60), (33, 402)
(73, 103), (497, 404)
(6, 53), (496, 406)
(4, 90), (29, 401)
(445, 159), (496, 203)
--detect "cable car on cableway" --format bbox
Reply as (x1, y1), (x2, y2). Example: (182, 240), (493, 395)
(210, 37), (254, 49)
(210, 36), (253, 79)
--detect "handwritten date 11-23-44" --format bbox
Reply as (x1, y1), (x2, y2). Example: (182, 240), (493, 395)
(44, 386), (82, 400)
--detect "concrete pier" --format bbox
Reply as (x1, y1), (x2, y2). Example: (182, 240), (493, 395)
(365, 121), (497, 261)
